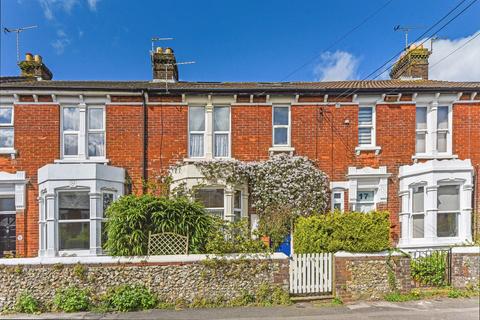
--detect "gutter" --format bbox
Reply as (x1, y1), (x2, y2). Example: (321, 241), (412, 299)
(141, 89), (148, 194)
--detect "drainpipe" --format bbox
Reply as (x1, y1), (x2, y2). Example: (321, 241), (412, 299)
(141, 89), (148, 194)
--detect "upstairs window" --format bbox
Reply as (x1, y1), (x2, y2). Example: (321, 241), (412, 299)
(62, 107), (80, 156)
(436, 106), (449, 153)
(213, 106), (230, 158)
(415, 107), (427, 153)
(0, 106), (14, 150)
(189, 106), (205, 158)
(358, 106), (374, 146)
(61, 105), (105, 160)
(88, 107), (105, 157)
(273, 106), (290, 146)
(414, 105), (452, 157)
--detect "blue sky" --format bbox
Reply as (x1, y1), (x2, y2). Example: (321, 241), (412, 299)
(1, 0), (479, 82)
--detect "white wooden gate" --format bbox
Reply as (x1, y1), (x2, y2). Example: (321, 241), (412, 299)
(289, 253), (333, 294)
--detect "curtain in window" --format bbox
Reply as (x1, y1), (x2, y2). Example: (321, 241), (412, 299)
(437, 185), (459, 211)
(88, 133), (105, 157)
(214, 134), (228, 157)
(214, 107), (230, 131)
(189, 134), (204, 157)
(412, 215), (424, 238)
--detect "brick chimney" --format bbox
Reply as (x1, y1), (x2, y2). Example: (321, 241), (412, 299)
(390, 44), (431, 80)
(151, 47), (178, 82)
(18, 53), (53, 80)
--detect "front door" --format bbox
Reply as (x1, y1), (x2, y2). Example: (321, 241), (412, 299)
(0, 197), (16, 257)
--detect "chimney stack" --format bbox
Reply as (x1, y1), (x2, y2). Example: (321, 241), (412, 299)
(151, 47), (178, 82)
(18, 53), (53, 80)
(390, 44), (431, 80)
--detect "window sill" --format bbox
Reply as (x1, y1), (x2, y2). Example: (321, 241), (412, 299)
(0, 148), (17, 159)
(355, 146), (381, 155)
(269, 146), (295, 155)
(54, 158), (110, 164)
(183, 157), (234, 163)
(412, 154), (458, 161)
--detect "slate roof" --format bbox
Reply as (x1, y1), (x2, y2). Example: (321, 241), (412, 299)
(1, 79), (479, 93)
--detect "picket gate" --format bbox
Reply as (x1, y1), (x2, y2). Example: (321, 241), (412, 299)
(289, 253), (333, 295)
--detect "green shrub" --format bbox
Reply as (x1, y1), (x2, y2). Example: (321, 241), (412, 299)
(294, 211), (390, 253)
(104, 195), (214, 255)
(254, 284), (291, 306)
(53, 286), (90, 312)
(205, 218), (269, 254)
(103, 285), (157, 312)
(14, 292), (40, 314)
(410, 252), (447, 286)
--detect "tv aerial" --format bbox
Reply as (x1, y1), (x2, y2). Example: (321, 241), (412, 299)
(3, 25), (38, 63)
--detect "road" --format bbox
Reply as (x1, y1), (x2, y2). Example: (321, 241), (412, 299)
(1, 297), (478, 320)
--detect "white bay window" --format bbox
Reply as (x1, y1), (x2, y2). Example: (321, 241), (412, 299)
(399, 159), (472, 249)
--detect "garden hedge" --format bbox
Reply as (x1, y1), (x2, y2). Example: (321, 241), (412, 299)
(293, 211), (390, 253)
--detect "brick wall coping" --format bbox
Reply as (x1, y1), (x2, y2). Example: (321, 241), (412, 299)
(0, 253), (288, 266)
(451, 246), (480, 254)
(334, 251), (405, 258)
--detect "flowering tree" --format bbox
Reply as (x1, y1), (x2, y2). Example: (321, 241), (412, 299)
(191, 154), (330, 248)
(193, 154), (329, 216)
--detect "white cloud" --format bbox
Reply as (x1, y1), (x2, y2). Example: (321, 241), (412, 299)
(51, 29), (71, 54)
(87, 0), (99, 11)
(314, 51), (359, 81)
(422, 31), (480, 81)
(37, 0), (97, 20)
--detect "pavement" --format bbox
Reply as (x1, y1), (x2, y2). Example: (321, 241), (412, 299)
(1, 297), (479, 320)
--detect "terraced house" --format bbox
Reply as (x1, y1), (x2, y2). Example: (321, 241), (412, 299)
(0, 46), (479, 258)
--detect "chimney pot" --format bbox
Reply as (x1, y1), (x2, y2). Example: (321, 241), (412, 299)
(151, 47), (178, 82)
(390, 46), (431, 80)
(19, 53), (52, 80)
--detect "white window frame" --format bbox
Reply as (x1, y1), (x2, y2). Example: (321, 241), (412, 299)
(60, 105), (107, 161)
(272, 105), (291, 147)
(356, 189), (376, 213)
(435, 105), (452, 155)
(415, 106), (428, 154)
(87, 106), (106, 160)
(331, 190), (344, 211)
(414, 104), (453, 158)
(436, 183), (460, 238)
(410, 184), (426, 239)
(101, 191), (115, 247)
(56, 189), (91, 253)
(213, 106), (231, 158)
(233, 190), (242, 221)
(188, 106), (206, 158)
(195, 187), (225, 218)
(358, 106), (376, 147)
(0, 105), (15, 153)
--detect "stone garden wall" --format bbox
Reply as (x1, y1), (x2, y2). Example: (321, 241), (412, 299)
(334, 252), (412, 301)
(0, 254), (289, 311)
(451, 247), (480, 289)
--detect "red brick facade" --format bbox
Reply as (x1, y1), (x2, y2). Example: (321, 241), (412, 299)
(0, 91), (479, 257)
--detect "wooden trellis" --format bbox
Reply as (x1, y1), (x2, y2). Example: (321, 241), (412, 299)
(147, 232), (189, 255)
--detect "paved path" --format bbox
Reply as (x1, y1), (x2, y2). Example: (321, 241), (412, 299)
(1, 297), (478, 320)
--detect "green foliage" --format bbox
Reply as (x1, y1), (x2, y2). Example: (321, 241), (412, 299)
(410, 252), (447, 286)
(104, 195), (214, 255)
(254, 284), (291, 306)
(331, 297), (343, 305)
(102, 285), (157, 312)
(205, 218), (269, 254)
(14, 292), (40, 314)
(294, 211), (390, 253)
(73, 263), (87, 280)
(384, 291), (421, 302)
(257, 206), (292, 250)
(53, 286), (90, 312)
(384, 287), (478, 302)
